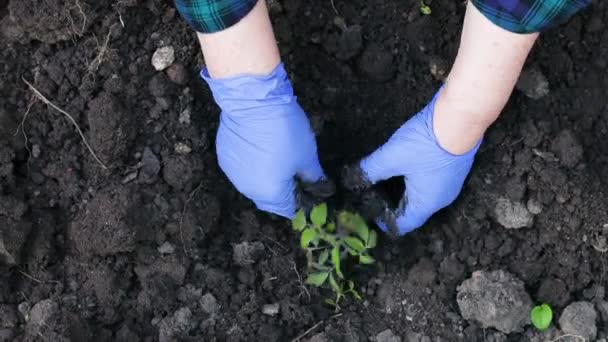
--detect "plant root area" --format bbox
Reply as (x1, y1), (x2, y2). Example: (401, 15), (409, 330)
(1, 0), (607, 341)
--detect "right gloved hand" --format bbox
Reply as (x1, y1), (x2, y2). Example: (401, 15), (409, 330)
(201, 63), (329, 218)
(345, 89), (481, 236)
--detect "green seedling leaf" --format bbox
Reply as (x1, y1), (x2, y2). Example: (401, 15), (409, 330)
(310, 203), (328, 227)
(318, 249), (329, 265)
(352, 216), (369, 243)
(292, 209), (307, 231)
(300, 228), (317, 249)
(331, 246), (343, 278)
(325, 298), (336, 306)
(531, 304), (553, 331)
(325, 222), (336, 233)
(306, 272), (329, 286)
(344, 236), (366, 253)
(420, 1), (431, 15)
(359, 254), (375, 264)
(367, 230), (378, 249)
(328, 273), (340, 293)
(338, 212), (370, 242)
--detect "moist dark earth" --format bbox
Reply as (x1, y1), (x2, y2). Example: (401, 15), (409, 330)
(1, 0), (608, 341)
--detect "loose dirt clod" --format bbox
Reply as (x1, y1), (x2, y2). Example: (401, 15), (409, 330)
(0, 305), (18, 329)
(516, 67), (549, 99)
(376, 329), (401, 342)
(69, 186), (139, 256)
(166, 63), (188, 85)
(551, 130), (584, 168)
(493, 197), (534, 229)
(457, 270), (532, 333)
(200, 293), (219, 315)
(558, 301), (597, 340)
(87, 91), (134, 165)
(158, 307), (191, 342)
(233, 241), (265, 266)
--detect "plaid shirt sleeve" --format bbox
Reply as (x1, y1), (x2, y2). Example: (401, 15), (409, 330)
(174, 0), (257, 33)
(471, 0), (592, 33)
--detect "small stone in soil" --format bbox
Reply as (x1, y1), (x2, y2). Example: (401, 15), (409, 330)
(376, 329), (401, 342)
(456, 270), (532, 333)
(152, 46), (175, 71)
(174, 142), (192, 155)
(515, 67), (549, 100)
(31, 144), (40, 158)
(526, 198), (543, 215)
(179, 109), (191, 126)
(262, 303), (280, 316)
(558, 301), (597, 340)
(200, 293), (219, 315)
(139, 147), (161, 184)
(493, 197), (534, 229)
(157, 241), (175, 255)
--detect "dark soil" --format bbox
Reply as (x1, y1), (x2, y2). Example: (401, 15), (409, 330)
(1, 0), (607, 341)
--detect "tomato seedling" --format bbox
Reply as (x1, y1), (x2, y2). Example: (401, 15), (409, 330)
(292, 203), (377, 310)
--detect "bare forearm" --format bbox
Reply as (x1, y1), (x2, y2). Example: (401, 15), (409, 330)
(433, 1), (538, 154)
(196, 0), (280, 78)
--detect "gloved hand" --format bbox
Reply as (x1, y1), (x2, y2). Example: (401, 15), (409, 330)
(201, 63), (327, 218)
(356, 89), (481, 235)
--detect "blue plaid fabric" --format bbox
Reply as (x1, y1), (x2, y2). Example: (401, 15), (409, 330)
(175, 0), (590, 34)
(472, 0), (592, 33)
(174, 0), (257, 33)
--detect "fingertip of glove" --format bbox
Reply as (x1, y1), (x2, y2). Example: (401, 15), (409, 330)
(257, 202), (295, 220)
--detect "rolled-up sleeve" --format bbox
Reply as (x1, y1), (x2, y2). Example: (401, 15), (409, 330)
(471, 0), (592, 34)
(174, 0), (257, 34)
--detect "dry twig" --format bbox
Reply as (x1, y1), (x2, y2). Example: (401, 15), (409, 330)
(22, 78), (108, 169)
(292, 261), (311, 301)
(179, 181), (205, 256)
(14, 98), (37, 163)
(87, 29), (113, 75)
(549, 334), (586, 342)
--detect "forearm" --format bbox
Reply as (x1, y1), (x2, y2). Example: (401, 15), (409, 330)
(197, 0), (280, 78)
(433, 1), (538, 154)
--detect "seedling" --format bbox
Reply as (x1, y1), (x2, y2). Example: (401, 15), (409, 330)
(292, 203), (377, 310)
(531, 303), (553, 331)
(420, 1), (432, 15)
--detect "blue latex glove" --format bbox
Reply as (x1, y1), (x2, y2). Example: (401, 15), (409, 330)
(201, 63), (326, 218)
(360, 89), (481, 235)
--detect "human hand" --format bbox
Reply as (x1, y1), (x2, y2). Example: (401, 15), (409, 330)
(202, 63), (330, 218)
(345, 89), (481, 236)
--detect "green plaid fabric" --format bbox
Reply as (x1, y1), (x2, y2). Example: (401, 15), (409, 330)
(472, 0), (591, 33)
(175, 0), (589, 34)
(174, 0), (257, 33)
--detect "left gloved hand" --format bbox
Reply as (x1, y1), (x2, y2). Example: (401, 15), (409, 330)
(202, 63), (329, 218)
(351, 89), (481, 236)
